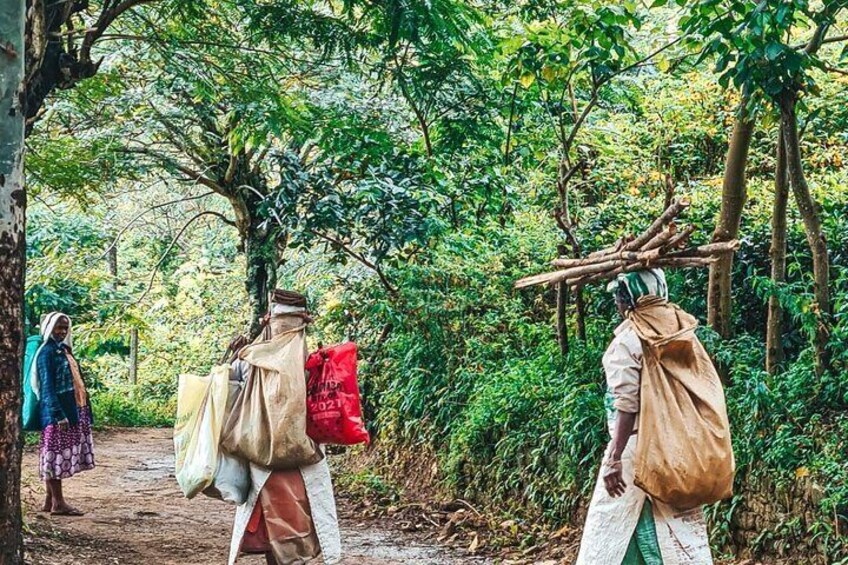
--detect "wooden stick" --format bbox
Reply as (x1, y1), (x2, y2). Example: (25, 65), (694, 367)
(665, 224), (695, 250)
(552, 240), (673, 269)
(567, 257), (717, 287)
(552, 254), (624, 269)
(522, 253), (721, 289)
(666, 240), (739, 258)
(516, 259), (625, 289)
(586, 235), (631, 259)
(643, 223), (677, 251)
(518, 228), (739, 290)
(625, 198), (690, 251)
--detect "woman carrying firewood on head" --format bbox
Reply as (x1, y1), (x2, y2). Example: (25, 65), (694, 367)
(576, 269), (734, 565)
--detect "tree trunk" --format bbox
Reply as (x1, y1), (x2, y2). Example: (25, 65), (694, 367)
(108, 244), (118, 278)
(766, 134), (788, 375)
(556, 245), (569, 356)
(107, 242), (118, 291)
(129, 328), (139, 385)
(707, 108), (754, 338)
(574, 288), (587, 342)
(244, 219), (278, 339)
(780, 94), (832, 375)
(0, 1), (27, 561)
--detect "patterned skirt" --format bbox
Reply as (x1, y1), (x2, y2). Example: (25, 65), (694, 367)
(39, 406), (96, 480)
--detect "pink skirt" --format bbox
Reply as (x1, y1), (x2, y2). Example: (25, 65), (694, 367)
(39, 406), (95, 480)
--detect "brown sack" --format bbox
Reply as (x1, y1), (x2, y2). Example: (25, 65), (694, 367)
(220, 324), (323, 470)
(628, 296), (735, 509)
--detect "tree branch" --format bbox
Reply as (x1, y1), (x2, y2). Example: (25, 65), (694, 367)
(825, 64), (848, 76)
(81, 0), (154, 65)
(136, 211), (235, 305)
(100, 191), (215, 260)
(123, 147), (229, 195)
(309, 229), (398, 295)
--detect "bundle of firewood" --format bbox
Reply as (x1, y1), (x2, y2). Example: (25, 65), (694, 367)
(515, 199), (739, 289)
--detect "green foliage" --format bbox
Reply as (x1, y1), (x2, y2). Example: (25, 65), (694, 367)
(90, 387), (175, 428)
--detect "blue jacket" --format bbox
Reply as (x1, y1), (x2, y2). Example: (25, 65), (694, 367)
(37, 338), (80, 428)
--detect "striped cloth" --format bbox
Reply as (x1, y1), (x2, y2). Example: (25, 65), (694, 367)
(607, 269), (669, 309)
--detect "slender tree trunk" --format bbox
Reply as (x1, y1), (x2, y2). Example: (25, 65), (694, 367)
(0, 1), (27, 562)
(766, 134), (789, 375)
(108, 244), (118, 278)
(504, 83), (518, 166)
(244, 219), (278, 339)
(574, 288), (587, 342)
(107, 242), (118, 293)
(779, 94), (831, 375)
(129, 328), (139, 385)
(707, 108), (754, 338)
(556, 245), (569, 356)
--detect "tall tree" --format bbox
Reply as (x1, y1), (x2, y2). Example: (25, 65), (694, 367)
(0, 3), (27, 561)
(1, 2), (162, 560)
(766, 130), (788, 373)
(683, 0), (847, 372)
(707, 103), (754, 339)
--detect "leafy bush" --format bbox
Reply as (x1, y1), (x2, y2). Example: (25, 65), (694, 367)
(89, 387), (174, 428)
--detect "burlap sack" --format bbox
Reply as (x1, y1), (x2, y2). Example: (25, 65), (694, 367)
(220, 322), (322, 470)
(628, 296), (735, 509)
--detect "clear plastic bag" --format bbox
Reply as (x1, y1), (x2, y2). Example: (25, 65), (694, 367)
(174, 365), (230, 498)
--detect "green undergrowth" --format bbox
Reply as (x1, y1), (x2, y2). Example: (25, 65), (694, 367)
(88, 386), (175, 428)
(335, 468), (401, 505)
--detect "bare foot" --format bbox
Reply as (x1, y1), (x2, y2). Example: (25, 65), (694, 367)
(51, 503), (84, 516)
(41, 494), (52, 512)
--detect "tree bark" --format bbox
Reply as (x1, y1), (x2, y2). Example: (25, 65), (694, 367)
(555, 245), (569, 356)
(129, 328), (139, 385)
(766, 133), (788, 375)
(707, 107), (754, 338)
(244, 218), (278, 339)
(0, 1), (27, 561)
(779, 94), (832, 375)
(574, 288), (587, 342)
(107, 242), (118, 292)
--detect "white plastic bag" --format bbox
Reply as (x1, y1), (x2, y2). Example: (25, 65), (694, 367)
(203, 380), (250, 504)
(174, 365), (230, 499)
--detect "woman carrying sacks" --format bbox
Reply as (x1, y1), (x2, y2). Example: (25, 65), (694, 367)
(576, 269), (733, 565)
(226, 290), (341, 565)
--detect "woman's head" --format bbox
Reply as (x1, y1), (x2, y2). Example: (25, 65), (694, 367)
(52, 316), (70, 342)
(607, 268), (668, 317)
(41, 312), (72, 345)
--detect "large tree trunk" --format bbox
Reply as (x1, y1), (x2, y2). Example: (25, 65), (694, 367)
(0, 1), (27, 562)
(766, 134), (789, 374)
(780, 94), (832, 375)
(707, 108), (754, 338)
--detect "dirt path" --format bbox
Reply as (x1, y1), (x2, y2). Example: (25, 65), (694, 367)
(22, 428), (489, 565)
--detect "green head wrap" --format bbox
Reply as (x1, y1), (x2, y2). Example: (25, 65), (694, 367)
(606, 268), (668, 310)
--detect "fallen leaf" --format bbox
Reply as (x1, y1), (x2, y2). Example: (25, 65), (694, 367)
(469, 534), (480, 553)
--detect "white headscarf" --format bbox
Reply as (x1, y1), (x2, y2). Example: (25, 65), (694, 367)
(30, 312), (73, 400)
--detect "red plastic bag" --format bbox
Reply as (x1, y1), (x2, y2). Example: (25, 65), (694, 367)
(305, 342), (370, 445)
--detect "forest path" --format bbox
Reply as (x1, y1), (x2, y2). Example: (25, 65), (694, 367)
(22, 428), (488, 565)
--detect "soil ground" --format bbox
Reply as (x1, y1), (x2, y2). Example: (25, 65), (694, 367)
(22, 428), (489, 565)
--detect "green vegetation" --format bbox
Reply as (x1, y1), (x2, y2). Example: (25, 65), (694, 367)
(8, 0), (848, 561)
